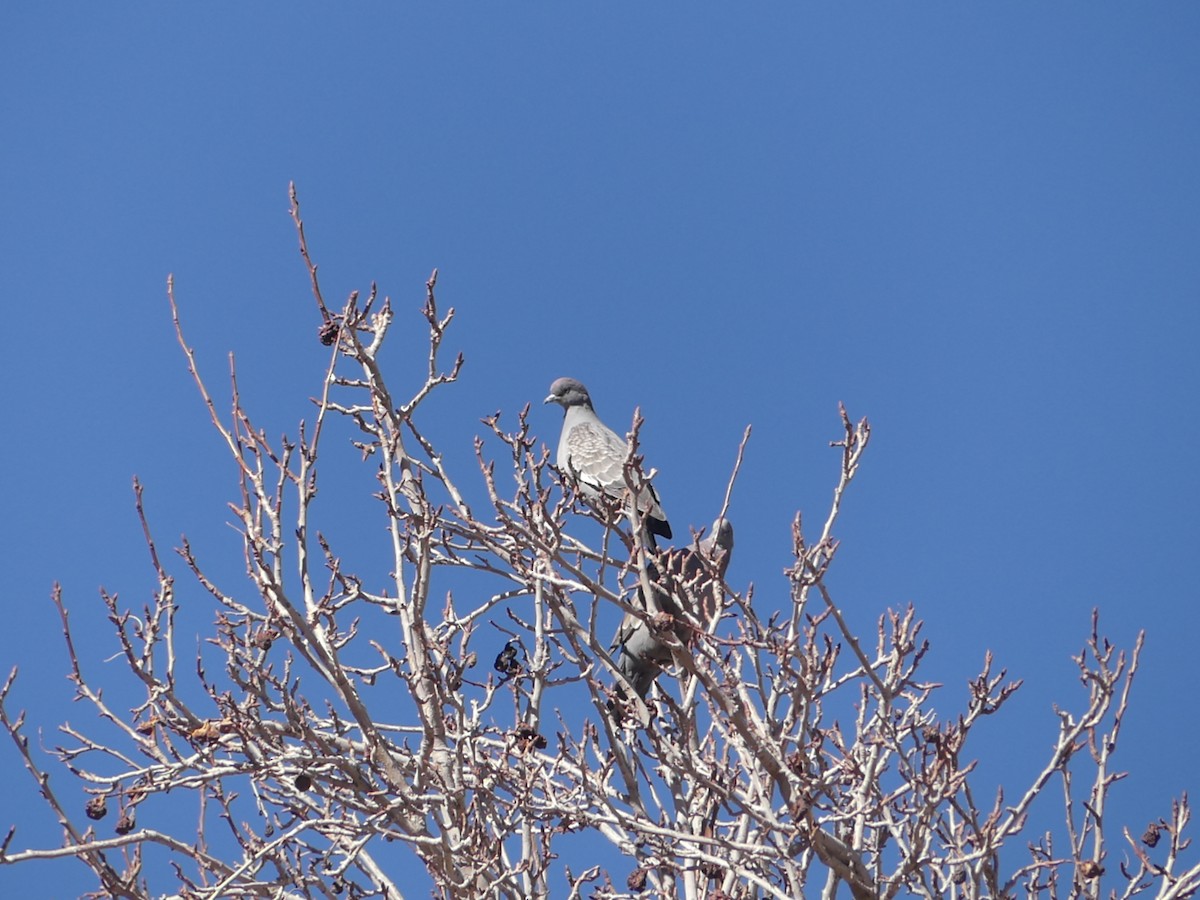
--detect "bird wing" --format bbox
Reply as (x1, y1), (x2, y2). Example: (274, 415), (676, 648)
(564, 417), (670, 531)
(564, 418), (629, 501)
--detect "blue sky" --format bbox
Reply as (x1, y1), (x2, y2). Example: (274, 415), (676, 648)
(2, 4), (1198, 895)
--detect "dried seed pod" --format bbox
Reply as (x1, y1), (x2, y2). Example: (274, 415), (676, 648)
(494, 640), (523, 678)
(699, 860), (723, 880)
(1142, 823), (1161, 847)
(190, 720), (223, 743)
(650, 611), (676, 634)
(791, 795), (810, 819)
(512, 725), (547, 753)
(253, 628), (279, 651)
(115, 810), (135, 835)
(85, 797), (108, 821)
(1079, 860), (1104, 879)
(785, 750), (806, 776)
(294, 773), (313, 791)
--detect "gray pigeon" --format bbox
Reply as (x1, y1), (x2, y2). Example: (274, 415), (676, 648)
(544, 377), (671, 544)
(611, 517), (734, 699)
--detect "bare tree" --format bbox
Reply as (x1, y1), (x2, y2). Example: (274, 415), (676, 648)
(2, 188), (1196, 900)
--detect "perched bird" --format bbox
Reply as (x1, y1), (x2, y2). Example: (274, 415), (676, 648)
(544, 377), (671, 545)
(611, 517), (734, 699)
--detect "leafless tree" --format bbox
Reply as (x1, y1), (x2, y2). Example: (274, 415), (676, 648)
(2, 187), (1196, 900)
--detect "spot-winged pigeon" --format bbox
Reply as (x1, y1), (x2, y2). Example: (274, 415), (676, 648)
(544, 377), (671, 545)
(611, 517), (734, 698)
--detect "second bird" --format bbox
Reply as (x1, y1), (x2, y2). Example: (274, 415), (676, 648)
(611, 517), (734, 698)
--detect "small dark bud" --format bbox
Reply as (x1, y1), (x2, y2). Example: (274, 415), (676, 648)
(1142, 823), (1161, 847)
(294, 773), (313, 791)
(115, 811), (135, 835)
(627, 867), (648, 891)
(85, 797), (108, 821)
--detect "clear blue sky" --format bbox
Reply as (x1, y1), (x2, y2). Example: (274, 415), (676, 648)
(2, 4), (1198, 895)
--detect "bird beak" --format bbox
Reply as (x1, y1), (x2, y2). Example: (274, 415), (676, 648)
(543, 394), (556, 405)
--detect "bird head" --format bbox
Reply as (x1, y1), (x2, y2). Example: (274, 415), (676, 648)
(544, 377), (593, 410)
